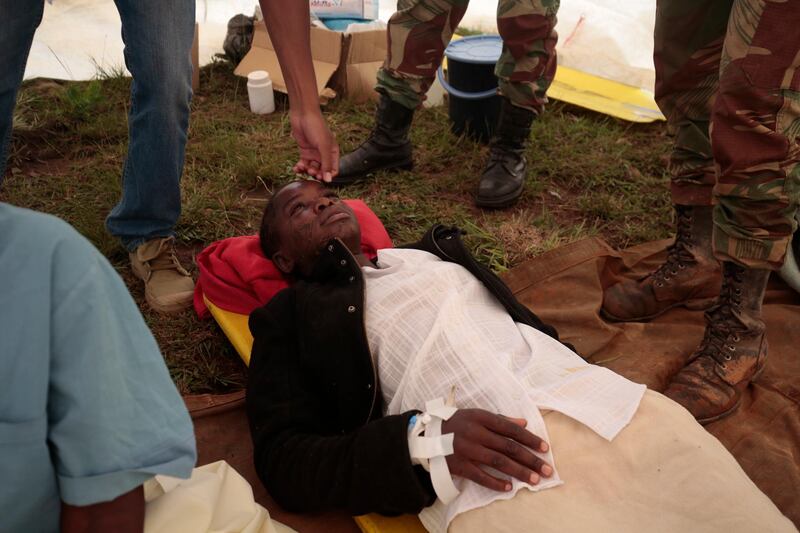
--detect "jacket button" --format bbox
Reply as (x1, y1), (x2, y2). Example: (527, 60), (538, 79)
(349, 276), (355, 283)
(340, 259), (347, 266)
(366, 383), (372, 390)
(328, 244), (334, 252)
(347, 305), (356, 313)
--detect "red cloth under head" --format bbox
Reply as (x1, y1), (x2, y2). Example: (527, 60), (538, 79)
(193, 199), (392, 318)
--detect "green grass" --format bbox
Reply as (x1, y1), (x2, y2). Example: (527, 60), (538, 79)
(2, 60), (673, 393)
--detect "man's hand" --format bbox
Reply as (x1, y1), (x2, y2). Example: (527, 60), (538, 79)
(442, 409), (552, 492)
(290, 109), (340, 183)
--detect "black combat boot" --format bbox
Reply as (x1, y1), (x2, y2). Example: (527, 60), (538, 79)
(665, 262), (770, 424)
(333, 94), (414, 186)
(602, 205), (721, 322)
(475, 98), (535, 208)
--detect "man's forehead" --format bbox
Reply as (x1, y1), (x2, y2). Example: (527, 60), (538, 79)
(273, 180), (323, 205)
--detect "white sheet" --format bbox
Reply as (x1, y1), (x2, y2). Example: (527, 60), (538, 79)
(25, 0), (656, 91)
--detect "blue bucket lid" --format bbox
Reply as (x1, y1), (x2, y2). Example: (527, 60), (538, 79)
(444, 35), (503, 65)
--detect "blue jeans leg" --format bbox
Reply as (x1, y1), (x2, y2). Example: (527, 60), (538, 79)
(0, 0), (45, 186)
(106, 0), (195, 251)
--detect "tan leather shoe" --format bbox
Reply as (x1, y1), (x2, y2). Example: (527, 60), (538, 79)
(130, 237), (194, 314)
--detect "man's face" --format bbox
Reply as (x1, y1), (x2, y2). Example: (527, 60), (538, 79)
(270, 180), (362, 275)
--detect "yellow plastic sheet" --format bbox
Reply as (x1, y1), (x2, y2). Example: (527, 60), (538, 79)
(445, 34), (663, 123)
(549, 65), (664, 123)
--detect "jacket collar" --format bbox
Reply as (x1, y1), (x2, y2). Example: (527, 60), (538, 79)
(307, 238), (365, 284)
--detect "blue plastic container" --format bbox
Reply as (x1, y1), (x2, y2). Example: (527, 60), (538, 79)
(320, 18), (368, 31)
(437, 35), (503, 144)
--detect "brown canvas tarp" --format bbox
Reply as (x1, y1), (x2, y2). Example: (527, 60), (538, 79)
(186, 237), (799, 530)
(504, 237), (800, 526)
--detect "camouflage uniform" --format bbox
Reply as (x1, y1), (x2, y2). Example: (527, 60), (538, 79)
(655, 0), (800, 270)
(376, 0), (559, 114)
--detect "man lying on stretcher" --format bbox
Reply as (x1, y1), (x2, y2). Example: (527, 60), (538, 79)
(246, 180), (793, 533)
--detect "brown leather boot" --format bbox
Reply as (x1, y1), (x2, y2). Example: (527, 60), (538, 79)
(664, 262), (770, 424)
(602, 205), (721, 322)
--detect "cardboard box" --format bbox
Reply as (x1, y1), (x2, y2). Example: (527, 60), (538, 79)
(331, 28), (386, 103)
(310, 0), (379, 20)
(234, 23), (386, 104)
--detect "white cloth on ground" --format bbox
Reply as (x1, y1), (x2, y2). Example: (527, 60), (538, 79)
(144, 461), (295, 533)
(361, 248), (646, 533)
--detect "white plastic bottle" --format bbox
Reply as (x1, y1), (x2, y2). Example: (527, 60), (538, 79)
(247, 70), (275, 115)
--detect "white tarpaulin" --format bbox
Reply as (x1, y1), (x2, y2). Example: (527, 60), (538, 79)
(25, 0), (656, 92)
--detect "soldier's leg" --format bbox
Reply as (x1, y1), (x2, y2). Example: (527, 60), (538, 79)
(475, 0), (559, 209)
(665, 0), (800, 422)
(336, 0), (469, 185)
(494, 0), (558, 115)
(711, 0), (800, 269)
(656, 1), (733, 206)
(0, 1), (45, 184)
(377, 0), (470, 110)
(601, 0), (731, 322)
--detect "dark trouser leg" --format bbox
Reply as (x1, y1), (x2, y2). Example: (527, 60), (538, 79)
(105, 0), (195, 251)
(0, 0), (44, 186)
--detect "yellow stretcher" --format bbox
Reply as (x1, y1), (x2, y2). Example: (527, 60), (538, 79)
(203, 296), (428, 533)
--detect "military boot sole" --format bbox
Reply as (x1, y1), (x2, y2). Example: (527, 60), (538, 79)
(600, 296), (717, 323)
(331, 159), (413, 187)
(475, 181), (525, 209)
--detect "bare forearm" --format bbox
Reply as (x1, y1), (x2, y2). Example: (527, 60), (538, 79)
(259, 0), (320, 113)
(61, 485), (144, 533)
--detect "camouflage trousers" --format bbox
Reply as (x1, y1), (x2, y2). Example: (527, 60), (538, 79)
(655, 0), (800, 269)
(375, 0), (559, 114)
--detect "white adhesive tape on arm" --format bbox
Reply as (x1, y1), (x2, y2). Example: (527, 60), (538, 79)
(407, 397), (461, 505)
(426, 416), (460, 504)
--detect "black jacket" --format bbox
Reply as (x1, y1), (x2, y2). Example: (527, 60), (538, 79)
(246, 225), (571, 516)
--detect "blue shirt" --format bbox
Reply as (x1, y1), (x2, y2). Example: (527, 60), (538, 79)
(0, 204), (196, 532)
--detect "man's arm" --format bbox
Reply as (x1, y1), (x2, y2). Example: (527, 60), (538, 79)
(247, 290), (554, 513)
(61, 487), (144, 533)
(247, 291), (436, 515)
(258, 0), (339, 182)
(47, 227), (195, 517)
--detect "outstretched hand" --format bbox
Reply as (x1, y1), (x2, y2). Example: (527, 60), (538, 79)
(290, 109), (340, 183)
(442, 409), (552, 492)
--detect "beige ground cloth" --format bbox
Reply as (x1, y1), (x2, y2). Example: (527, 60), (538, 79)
(503, 237), (800, 526)
(451, 390), (795, 532)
